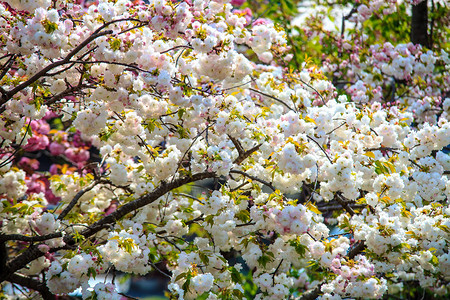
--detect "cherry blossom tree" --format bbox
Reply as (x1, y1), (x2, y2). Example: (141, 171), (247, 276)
(0, 0), (449, 299)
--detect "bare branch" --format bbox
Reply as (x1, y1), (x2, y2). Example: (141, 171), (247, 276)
(297, 78), (328, 107)
(7, 273), (55, 300)
(298, 284), (323, 300)
(44, 83), (90, 106)
(2, 30), (113, 102)
(0, 232), (63, 243)
(335, 193), (355, 216)
(249, 87), (294, 111)
(365, 147), (399, 153)
(228, 135), (245, 156)
(0, 120), (31, 168)
(348, 240), (366, 259)
(160, 45), (193, 54)
(230, 169), (277, 192)
(0, 54), (15, 84)
(306, 135), (332, 163)
(0, 172), (216, 283)
(233, 141), (262, 165)
(57, 180), (99, 220)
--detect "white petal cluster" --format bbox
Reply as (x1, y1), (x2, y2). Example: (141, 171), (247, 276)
(0, 0), (449, 299)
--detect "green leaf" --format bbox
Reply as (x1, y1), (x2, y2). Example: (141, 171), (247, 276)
(289, 239), (307, 258)
(108, 37), (122, 51)
(199, 252), (210, 265)
(41, 19), (58, 34)
(182, 277), (191, 293)
(87, 267), (97, 279)
(233, 289), (244, 299)
(257, 255), (273, 268)
(230, 267), (241, 283)
(175, 272), (187, 282)
(236, 209), (250, 222)
(177, 109), (185, 119)
(204, 215), (214, 226)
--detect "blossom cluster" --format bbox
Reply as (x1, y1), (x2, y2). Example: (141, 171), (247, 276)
(0, 0), (449, 299)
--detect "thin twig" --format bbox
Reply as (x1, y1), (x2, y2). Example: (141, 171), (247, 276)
(306, 135), (332, 163)
(229, 169), (277, 192)
(57, 180), (98, 220)
(249, 87), (294, 111)
(160, 45), (193, 54)
(0, 120), (31, 168)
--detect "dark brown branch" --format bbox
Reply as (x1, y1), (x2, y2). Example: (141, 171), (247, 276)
(317, 204), (365, 213)
(0, 232), (63, 243)
(45, 46), (99, 77)
(335, 193), (355, 216)
(8, 273), (55, 300)
(299, 284), (323, 300)
(348, 241), (366, 259)
(44, 84), (90, 106)
(298, 78), (327, 107)
(271, 258), (284, 284)
(411, 0), (429, 48)
(334, 193), (366, 259)
(0, 18), (144, 108)
(84, 172), (214, 236)
(233, 143), (262, 165)
(155, 215), (205, 235)
(0, 54), (15, 83)
(236, 221), (256, 227)
(326, 122), (346, 135)
(2, 30), (113, 102)
(57, 180), (99, 220)
(63, 59), (151, 73)
(1, 172), (216, 284)
(0, 120), (31, 168)
(118, 293), (139, 300)
(229, 135), (245, 156)
(365, 147), (399, 152)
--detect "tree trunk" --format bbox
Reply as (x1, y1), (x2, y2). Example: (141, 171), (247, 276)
(411, 0), (430, 48)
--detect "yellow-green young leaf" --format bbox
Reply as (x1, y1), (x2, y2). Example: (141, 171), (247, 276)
(431, 255), (439, 266)
(303, 116), (317, 125)
(431, 202), (442, 209)
(356, 197), (366, 204)
(380, 196), (391, 203)
(230, 267), (241, 283)
(307, 260), (318, 268)
(236, 209), (250, 222)
(438, 224), (449, 233)
(401, 209), (413, 218)
(364, 151), (375, 159)
(401, 243), (411, 249)
(230, 89), (243, 96)
(12, 203), (27, 209)
(383, 161), (396, 173)
(307, 202), (322, 214)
